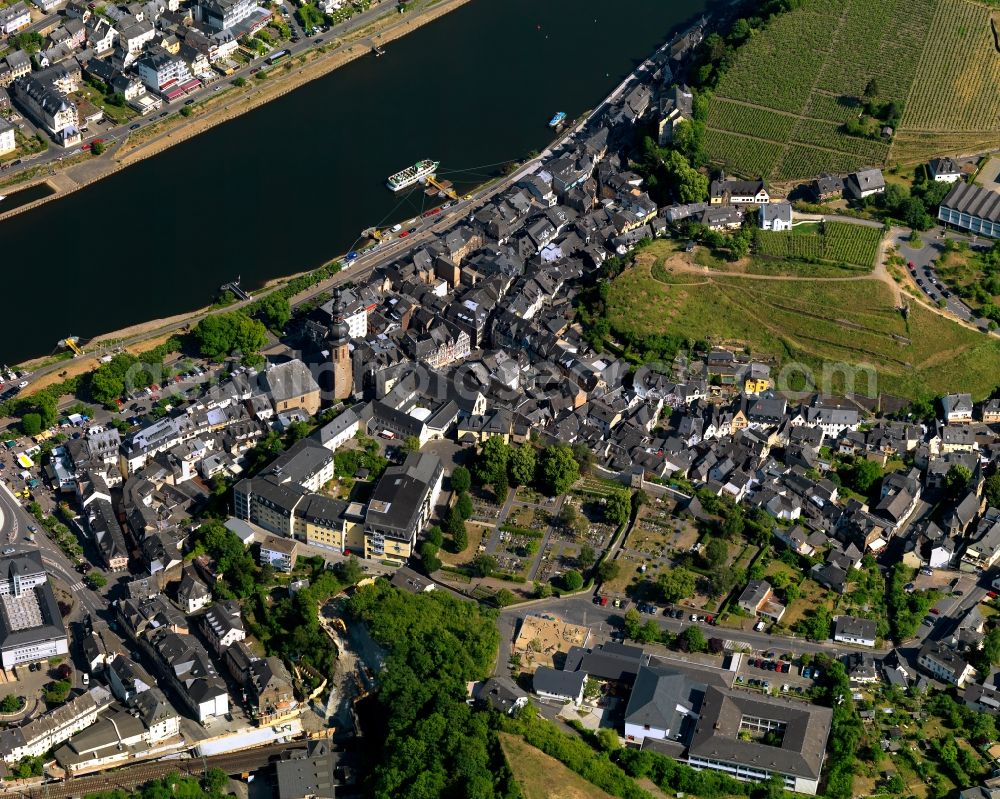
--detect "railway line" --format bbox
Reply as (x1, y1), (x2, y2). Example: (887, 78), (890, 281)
(6, 741), (310, 799)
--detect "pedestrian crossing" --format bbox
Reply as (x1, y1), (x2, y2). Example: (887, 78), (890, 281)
(69, 581), (85, 592)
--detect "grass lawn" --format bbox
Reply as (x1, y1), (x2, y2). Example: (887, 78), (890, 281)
(498, 733), (614, 799)
(607, 241), (1000, 400)
(781, 579), (833, 628)
(438, 522), (490, 567)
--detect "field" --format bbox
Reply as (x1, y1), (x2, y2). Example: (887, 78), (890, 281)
(606, 240), (1000, 400)
(902, 0), (1000, 132)
(498, 733), (614, 799)
(754, 221), (882, 267)
(704, 0), (1000, 181)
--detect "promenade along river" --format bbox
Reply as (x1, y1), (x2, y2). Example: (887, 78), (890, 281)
(0, 0), (712, 365)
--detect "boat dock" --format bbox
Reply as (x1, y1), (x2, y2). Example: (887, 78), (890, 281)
(220, 277), (251, 301)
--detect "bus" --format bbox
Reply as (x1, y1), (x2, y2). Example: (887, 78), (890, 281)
(266, 49), (291, 66)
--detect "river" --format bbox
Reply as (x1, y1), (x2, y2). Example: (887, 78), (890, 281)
(1, 0), (711, 365)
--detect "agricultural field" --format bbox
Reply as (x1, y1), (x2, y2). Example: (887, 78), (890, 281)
(606, 240), (1000, 400)
(704, 0), (1000, 181)
(754, 221), (882, 268)
(902, 0), (1000, 132)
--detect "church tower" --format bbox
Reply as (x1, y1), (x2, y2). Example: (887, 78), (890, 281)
(330, 317), (353, 401)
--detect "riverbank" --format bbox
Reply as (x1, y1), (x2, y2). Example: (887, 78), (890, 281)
(0, 0), (473, 224)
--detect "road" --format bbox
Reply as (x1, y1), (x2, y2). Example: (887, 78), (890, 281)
(493, 588), (895, 678)
(5, 740), (310, 799)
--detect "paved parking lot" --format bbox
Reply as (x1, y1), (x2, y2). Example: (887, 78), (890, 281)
(894, 227), (975, 321)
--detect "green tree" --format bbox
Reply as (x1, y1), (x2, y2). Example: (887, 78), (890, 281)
(192, 311), (268, 364)
(657, 567), (696, 603)
(595, 727), (620, 753)
(946, 463), (973, 496)
(451, 522), (468, 553)
(494, 589), (516, 608)
(839, 458), (882, 494)
(475, 437), (511, 485)
(20, 413), (42, 436)
(577, 545), (596, 569)
(0, 694), (21, 713)
(571, 442), (596, 475)
(508, 445), (536, 486)
(455, 491), (473, 521)
(982, 628), (1000, 667)
(419, 541), (441, 575)
(255, 293), (291, 331)
(596, 559), (620, 583)
(473, 553), (497, 578)
(537, 444), (580, 496)
(604, 489), (632, 526)
(180, 105), (193, 117)
(426, 525), (444, 549)
(450, 466), (471, 494)
(400, 435), (421, 454)
(44, 679), (72, 705)
(680, 625), (707, 653)
(985, 473), (1000, 509)
(624, 607), (642, 640)
(91, 140), (106, 156)
(233, 76), (247, 87)
(335, 555), (364, 585)
(84, 572), (108, 590)
(562, 570), (584, 591)
(704, 537), (728, 569)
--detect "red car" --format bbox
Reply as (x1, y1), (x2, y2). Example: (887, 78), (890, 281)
(599, 596), (609, 607)
(989, 591), (998, 599)
(908, 261), (916, 270)
(930, 608), (940, 614)
(423, 208), (441, 217)
(399, 230), (409, 238)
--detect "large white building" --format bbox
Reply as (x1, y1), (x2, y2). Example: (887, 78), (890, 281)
(623, 668), (833, 795)
(0, 686), (113, 762)
(0, 117), (15, 156)
(0, 2), (31, 35)
(0, 550), (70, 669)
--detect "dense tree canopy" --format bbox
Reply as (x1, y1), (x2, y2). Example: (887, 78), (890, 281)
(348, 581), (510, 799)
(192, 311), (268, 363)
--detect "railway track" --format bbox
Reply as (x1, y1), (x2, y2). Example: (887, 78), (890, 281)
(6, 741), (309, 799)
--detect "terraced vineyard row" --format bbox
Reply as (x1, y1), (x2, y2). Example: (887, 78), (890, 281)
(704, 0), (1000, 179)
(754, 231), (826, 260)
(772, 144), (872, 182)
(902, 0), (1000, 131)
(816, 0), (937, 99)
(754, 221), (882, 267)
(712, 6), (841, 113)
(789, 119), (892, 162)
(702, 129), (786, 179)
(706, 100), (797, 142)
(823, 221), (883, 266)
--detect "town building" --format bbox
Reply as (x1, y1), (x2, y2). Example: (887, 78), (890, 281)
(709, 177), (769, 206)
(759, 202), (792, 232)
(832, 615), (877, 647)
(938, 182), (1000, 239)
(917, 641), (975, 687)
(844, 168), (885, 199)
(363, 452), (443, 562)
(0, 117), (15, 156)
(0, 550), (70, 669)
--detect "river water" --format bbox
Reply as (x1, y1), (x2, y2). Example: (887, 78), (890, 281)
(1, 0), (711, 365)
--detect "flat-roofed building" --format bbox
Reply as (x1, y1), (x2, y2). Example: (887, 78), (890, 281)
(939, 182), (1000, 238)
